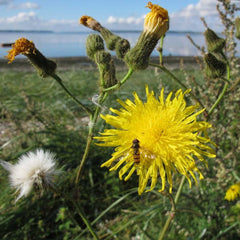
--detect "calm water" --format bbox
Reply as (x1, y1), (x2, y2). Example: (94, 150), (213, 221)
(0, 31), (239, 59)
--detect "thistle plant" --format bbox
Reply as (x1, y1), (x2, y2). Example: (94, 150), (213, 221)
(0, 1), (240, 239)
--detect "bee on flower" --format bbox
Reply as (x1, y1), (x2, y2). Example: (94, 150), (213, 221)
(0, 149), (59, 202)
(95, 86), (216, 195)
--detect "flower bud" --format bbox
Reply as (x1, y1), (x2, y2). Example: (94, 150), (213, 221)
(124, 2), (169, 70)
(203, 53), (226, 79)
(86, 34), (105, 60)
(80, 15), (130, 59)
(99, 28), (121, 50)
(94, 50), (117, 88)
(235, 17), (240, 40)
(5, 38), (56, 78)
(204, 28), (225, 53)
(99, 28), (131, 59)
(115, 38), (130, 59)
(79, 15), (102, 31)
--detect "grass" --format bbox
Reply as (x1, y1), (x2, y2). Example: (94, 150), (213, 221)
(0, 65), (239, 240)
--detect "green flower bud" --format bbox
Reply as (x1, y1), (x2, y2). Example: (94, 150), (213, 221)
(204, 28), (225, 53)
(99, 28), (121, 50)
(124, 32), (159, 70)
(94, 50), (117, 88)
(115, 38), (130, 59)
(86, 34), (104, 60)
(235, 17), (240, 40)
(203, 53), (226, 79)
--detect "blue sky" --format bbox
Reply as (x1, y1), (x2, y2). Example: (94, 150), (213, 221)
(0, 0), (239, 32)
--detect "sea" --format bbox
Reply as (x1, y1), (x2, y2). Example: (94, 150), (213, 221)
(0, 30), (239, 59)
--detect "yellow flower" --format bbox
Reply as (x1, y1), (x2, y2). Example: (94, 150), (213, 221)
(225, 183), (240, 201)
(6, 37), (36, 63)
(95, 86), (216, 195)
(144, 1), (169, 39)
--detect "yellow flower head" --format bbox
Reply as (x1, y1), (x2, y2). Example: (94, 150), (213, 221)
(225, 183), (240, 201)
(79, 15), (102, 31)
(95, 86), (216, 195)
(6, 38), (36, 63)
(144, 2), (169, 39)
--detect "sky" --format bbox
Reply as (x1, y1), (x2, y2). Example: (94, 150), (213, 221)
(0, 0), (239, 32)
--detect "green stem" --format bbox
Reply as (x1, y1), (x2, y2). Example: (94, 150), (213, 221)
(102, 68), (134, 92)
(149, 63), (205, 110)
(75, 67), (133, 184)
(158, 176), (186, 240)
(50, 73), (92, 115)
(75, 92), (106, 184)
(207, 59), (230, 118)
(159, 35), (165, 65)
(207, 82), (229, 118)
(71, 200), (100, 240)
(51, 186), (99, 239)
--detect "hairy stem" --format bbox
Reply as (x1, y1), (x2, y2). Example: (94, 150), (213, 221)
(50, 73), (92, 115)
(102, 68), (134, 92)
(75, 92), (107, 184)
(149, 63), (205, 110)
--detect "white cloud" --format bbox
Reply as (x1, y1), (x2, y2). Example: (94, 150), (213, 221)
(170, 0), (222, 31)
(106, 15), (145, 29)
(9, 2), (40, 9)
(0, 0), (238, 32)
(0, 11), (79, 31)
(104, 0), (224, 31)
(171, 0), (218, 18)
(0, 11), (38, 24)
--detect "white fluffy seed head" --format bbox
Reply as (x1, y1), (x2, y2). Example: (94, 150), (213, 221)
(0, 149), (58, 202)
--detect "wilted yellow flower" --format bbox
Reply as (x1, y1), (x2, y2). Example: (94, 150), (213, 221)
(80, 15), (102, 31)
(225, 183), (240, 201)
(5, 37), (57, 78)
(95, 86), (215, 195)
(6, 38), (36, 63)
(124, 2), (169, 70)
(144, 1), (169, 39)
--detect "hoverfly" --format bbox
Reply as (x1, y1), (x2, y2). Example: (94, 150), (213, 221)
(131, 139), (140, 164)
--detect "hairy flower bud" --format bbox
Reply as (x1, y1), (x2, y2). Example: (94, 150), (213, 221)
(235, 17), (240, 40)
(115, 38), (131, 59)
(86, 34), (105, 60)
(203, 53), (226, 79)
(124, 2), (169, 70)
(5, 38), (57, 78)
(204, 28), (225, 53)
(80, 15), (130, 59)
(94, 50), (117, 88)
(99, 28), (121, 50)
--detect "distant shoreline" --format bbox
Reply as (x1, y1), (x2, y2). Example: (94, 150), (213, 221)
(0, 56), (201, 72)
(0, 30), (204, 35)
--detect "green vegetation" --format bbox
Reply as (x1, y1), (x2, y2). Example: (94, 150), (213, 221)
(0, 66), (239, 239)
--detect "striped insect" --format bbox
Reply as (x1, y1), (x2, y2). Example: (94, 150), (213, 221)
(131, 139), (141, 164)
